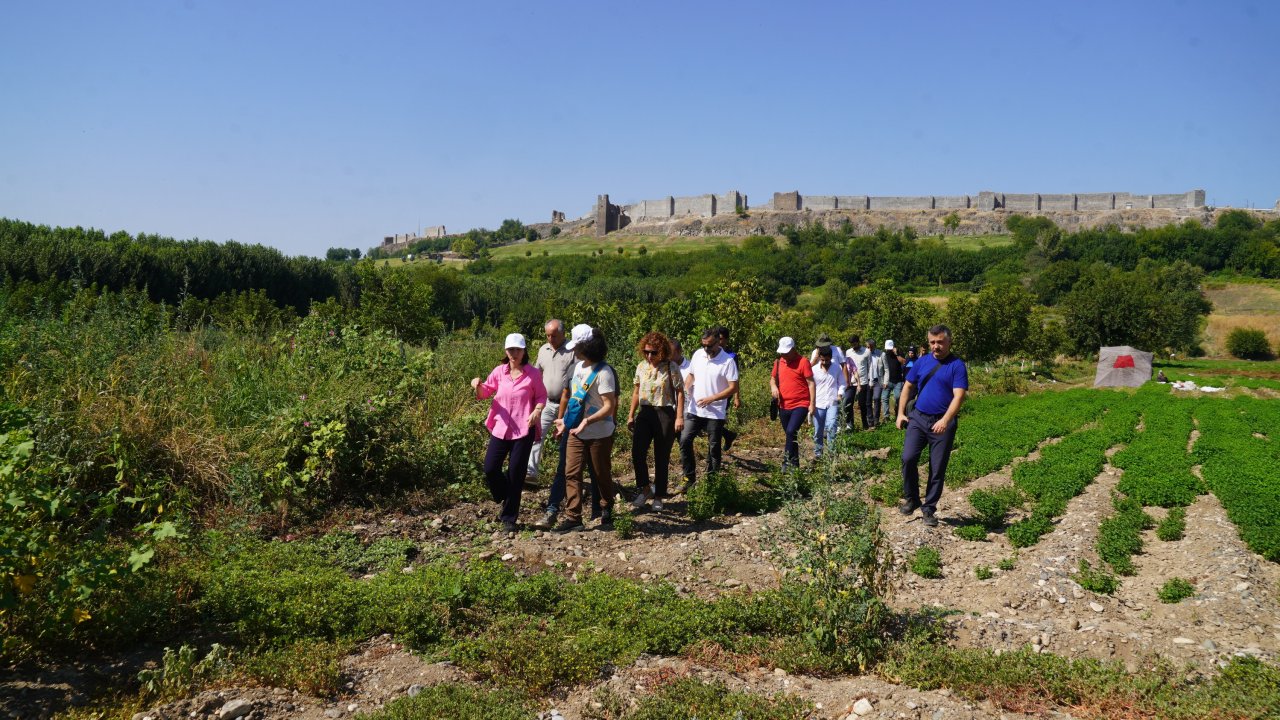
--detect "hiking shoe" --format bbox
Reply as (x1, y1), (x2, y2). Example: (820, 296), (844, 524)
(502, 521), (518, 536)
(598, 509), (614, 527)
(921, 513), (938, 528)
(899, 500), (922, 516)
(722, 430), (737, 453)
(533, 511), (556, 530)
(651, 498), (664, 512)
(554, 518), (584, 533)
(590, 506), (603, 521)
(631, 487), (652, 510)
(676, 478), (695, 496)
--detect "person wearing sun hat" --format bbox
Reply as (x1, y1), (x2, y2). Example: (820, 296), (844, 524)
(769, 336), (815, 470)
(552, 324), (620, 533)
(470, 332), (548, 536)
(881, 339), (905, 424)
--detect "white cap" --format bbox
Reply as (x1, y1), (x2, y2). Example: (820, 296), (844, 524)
(884, 339), (895, 350)
(564, 323), (593, 350)
(776, 336), (796, 354)
(504, 333), (526, 350)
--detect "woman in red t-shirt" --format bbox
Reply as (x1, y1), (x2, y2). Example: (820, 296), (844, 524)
(769, 337), (816, 470)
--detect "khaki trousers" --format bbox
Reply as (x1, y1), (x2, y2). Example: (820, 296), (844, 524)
(564, 433), (615, 521)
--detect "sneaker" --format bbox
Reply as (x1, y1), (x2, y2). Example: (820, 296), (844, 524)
(598, 509), (614, 527)
(899, 500), (922, 516)
(631, 487), (652, 510)
(590, 506), (603, 521)
(922, 513), (938, 528)
(554, 518), (584, 533)
(651, 498), (664, 512)
(502, 521), (518, 536)
(676, 478), (694, 496)
(533, 511), (557, 530)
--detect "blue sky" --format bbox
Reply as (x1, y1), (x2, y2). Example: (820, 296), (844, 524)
(2, 0), (1277, 257)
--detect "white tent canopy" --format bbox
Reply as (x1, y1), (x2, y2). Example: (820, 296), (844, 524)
(1094, 346), (1153, 387)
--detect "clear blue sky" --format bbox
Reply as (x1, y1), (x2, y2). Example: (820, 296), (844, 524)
(3, 0), (1277, 257)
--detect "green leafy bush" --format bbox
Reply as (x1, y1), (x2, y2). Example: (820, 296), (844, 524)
(974, 565), (993, 580)
(1157, 507), (1187, 541)
(910, 547), (942, 579)
(968, 486), (1021, 529)
(1158, 577), (1195, 604)
(1097, 495), (1154, 575)
(997, 555), (1017, 571)
(1007, 512), (1054, 548)
(624, 678), (811, 720)
(1073, 560), (1119, 595)
(358, 682), (533, 720)
(954, 524), (988, 542)
(1226, 327), (1272, 360)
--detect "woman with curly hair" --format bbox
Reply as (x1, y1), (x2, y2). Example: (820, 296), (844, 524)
(625, 330), (684, 512)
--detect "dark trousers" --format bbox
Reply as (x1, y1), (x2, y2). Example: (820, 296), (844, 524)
(632, 405), (677, 497)
(778, 406), (807, 469)
(484, 433), (534, 523)
(857, 385), (873, 429)
(548, 429), (598, 515)
(901, 408), (958, 515)
(869, 384), (882, 427)
(679, 413), (724, 482)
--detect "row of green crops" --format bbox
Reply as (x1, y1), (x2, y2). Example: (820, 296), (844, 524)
(1111, 390), (1202, 507)
(1005, 399), (1140, 547)
(1193, 397), (1280, 561)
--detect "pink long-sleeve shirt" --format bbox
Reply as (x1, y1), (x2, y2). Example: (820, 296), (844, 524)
(477, 363), (548, 440)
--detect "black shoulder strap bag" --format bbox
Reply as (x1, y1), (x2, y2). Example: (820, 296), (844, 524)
(905, 359), (943, 415)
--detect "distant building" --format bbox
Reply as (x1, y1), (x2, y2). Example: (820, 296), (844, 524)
(381, 226), (447, 253)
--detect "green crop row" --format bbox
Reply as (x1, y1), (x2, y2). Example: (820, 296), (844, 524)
(1007, 398), (1141, 548)
(1193, 397), (1280, 561)
(1111, 387), (1202, 507)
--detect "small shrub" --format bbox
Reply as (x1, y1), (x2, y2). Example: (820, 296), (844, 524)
(638, 246), (648, 256)
(137, 644), (230, 700)
(236, 639), (349, 695)
(997, 554), (1017, 571)
(954, 524), (988, 542)
(625, 678), (811, 720)
(549, 225), (561, 237)
(1007, 512), (1054, 548)
(613, 501), (635, 539)
(910, 547), (942, 579)
(1158, 577), (1195, 604)
(867, 477), (900, 506)
(1226, 327), (1272, 360)
(969, 489), (1010, 528)
(975, 565), (993, 580)
(358, 682), (532, 720)
(1097, 495), (1153, 575)
(1156, 506), (1187, 541)
(1073, 560), (1119, 595)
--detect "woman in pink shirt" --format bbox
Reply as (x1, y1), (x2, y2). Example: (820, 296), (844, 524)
(470, 333), (548, 535)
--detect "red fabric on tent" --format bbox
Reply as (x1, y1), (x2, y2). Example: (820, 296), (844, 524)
(1113, 355), (1135, 369)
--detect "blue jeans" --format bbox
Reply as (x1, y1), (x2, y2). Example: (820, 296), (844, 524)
(778, 406), (807, 469)
(812, 405), (838, 457)
(882, 381), (904, 421)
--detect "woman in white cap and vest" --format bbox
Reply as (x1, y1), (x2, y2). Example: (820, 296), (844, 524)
(471, 333), (548, 536)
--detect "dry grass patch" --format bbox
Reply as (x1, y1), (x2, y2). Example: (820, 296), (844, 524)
(1202, 282), (1280, 355)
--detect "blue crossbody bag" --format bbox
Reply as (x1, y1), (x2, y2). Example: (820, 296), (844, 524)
(562, 363), (604, 430)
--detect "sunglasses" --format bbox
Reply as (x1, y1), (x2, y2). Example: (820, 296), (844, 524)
(642, 349), (659, 356)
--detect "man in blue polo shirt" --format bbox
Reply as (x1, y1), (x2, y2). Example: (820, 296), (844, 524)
(895, 324), (968, 527)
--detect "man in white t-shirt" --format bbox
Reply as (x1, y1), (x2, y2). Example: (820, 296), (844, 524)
(844, 335), (872, 430)
(678, 327), (739, 490)
(867, 339), (885, 428)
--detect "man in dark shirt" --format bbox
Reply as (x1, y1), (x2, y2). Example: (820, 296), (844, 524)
(881, 339), (905, 424)
(895, 325), (968, 527)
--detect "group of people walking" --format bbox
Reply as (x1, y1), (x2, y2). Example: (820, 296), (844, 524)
(472, 319), (967, 534)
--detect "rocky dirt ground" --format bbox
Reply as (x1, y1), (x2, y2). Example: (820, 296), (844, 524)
(6, 426), (1278, 720)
